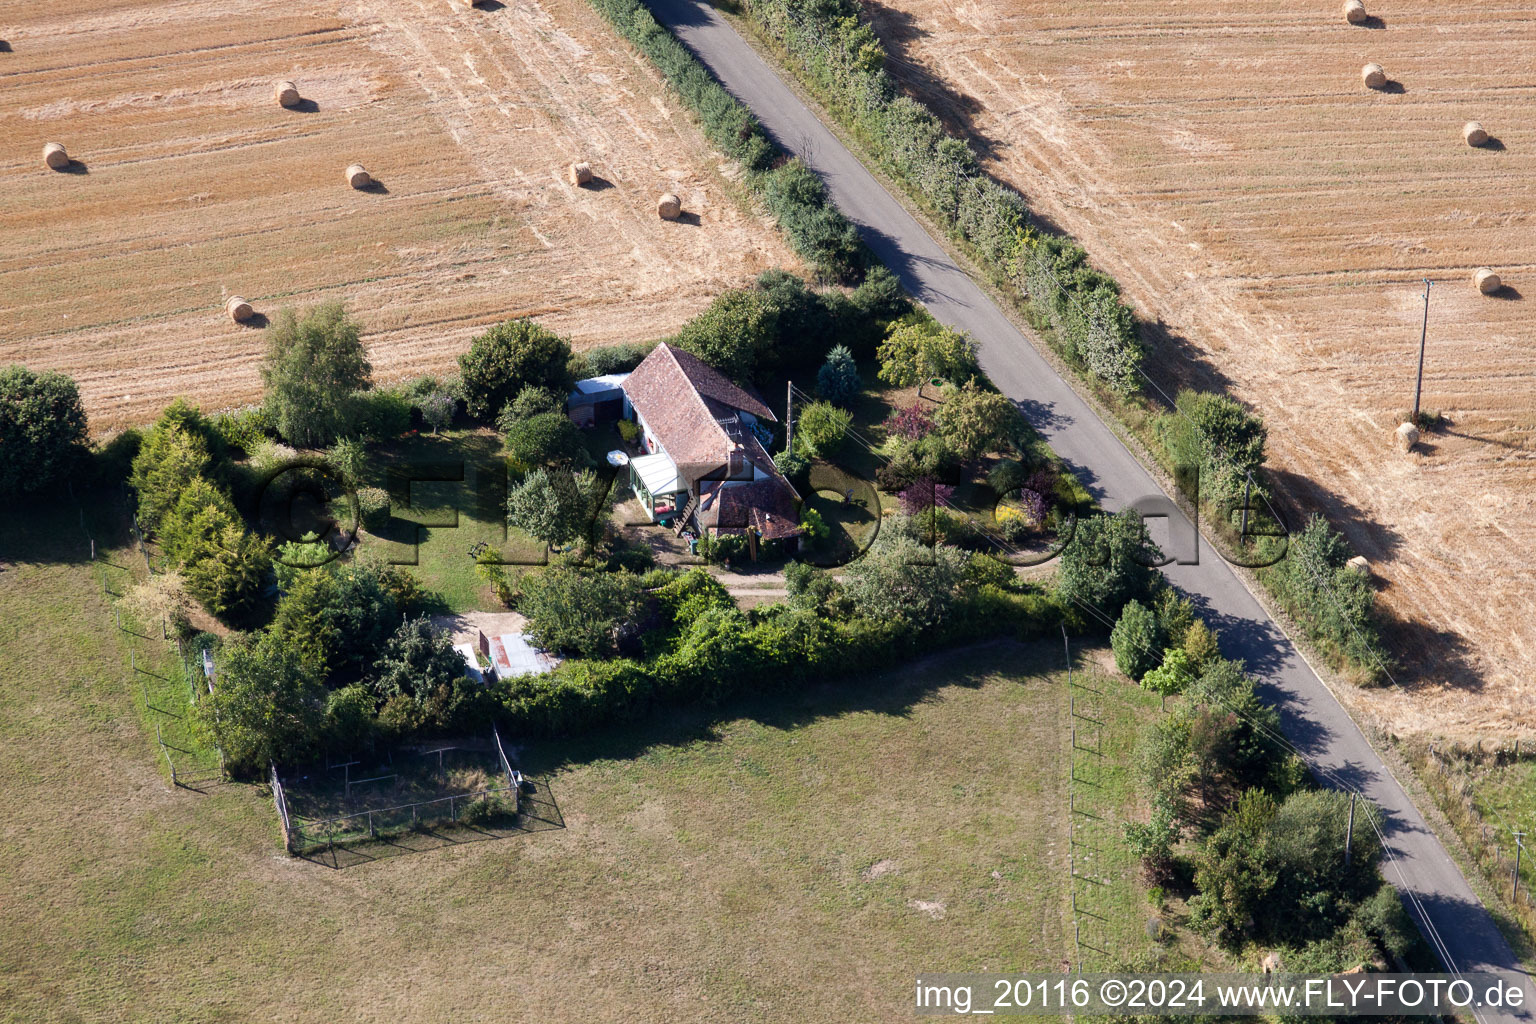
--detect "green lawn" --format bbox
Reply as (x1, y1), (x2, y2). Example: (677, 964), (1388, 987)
(357, 424), (635, 612)
(0, 495), (1162, 1021)
(359, 429), (533, 612)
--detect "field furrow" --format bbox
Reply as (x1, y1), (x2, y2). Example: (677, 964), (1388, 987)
(0, 0), (799, 429)
(867, 0), (1536, 735)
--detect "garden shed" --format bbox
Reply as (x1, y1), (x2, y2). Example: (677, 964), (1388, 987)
(566, 373), (629, 428)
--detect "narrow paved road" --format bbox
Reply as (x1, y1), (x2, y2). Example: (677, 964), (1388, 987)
(646, 0), (1531, 1011)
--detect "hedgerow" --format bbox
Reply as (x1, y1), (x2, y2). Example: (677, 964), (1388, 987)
(585, 0), (867, 282)
(492, 566), (1066, 738)
(733, 0), (1392, 679)
(738, 0), (1141, 392)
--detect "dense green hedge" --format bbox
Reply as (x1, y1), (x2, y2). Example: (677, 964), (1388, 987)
(738, 0), (1141, 393)
(734, 0), (1394, 680)
(586, 0), (866, 281)
(1261, 516), (1391, 684)
(493, 569), (1065, 737)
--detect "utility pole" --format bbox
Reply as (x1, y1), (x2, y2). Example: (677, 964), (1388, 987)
(1514, 829), (1528, 904)
(1412, 279), (1432, 424)
(785, 380), (793, 454)
(1345, 792), (1357, 867)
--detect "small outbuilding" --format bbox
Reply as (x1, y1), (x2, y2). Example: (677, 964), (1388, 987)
(566, 372), (630, 428)
(481, 631), (559, 679)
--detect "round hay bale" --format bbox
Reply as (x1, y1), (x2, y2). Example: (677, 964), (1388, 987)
(42, 142), (69, 170)
(225, 295), (254, 323)
(1361, 63), (1387, 89)
(1474, 267), (1501, 294)
(568, 161), (593, 186)
(657, 192), (682, 220)
(1346, 555), (1370, 575)
(463, 0), (478, 7)
(274, 80), (301, 108)
(345, 164), (372, 189)
(1395, 421), (1420, 452)
(1343, 0), (1368, 24)
(1463, 121), (1488, 147)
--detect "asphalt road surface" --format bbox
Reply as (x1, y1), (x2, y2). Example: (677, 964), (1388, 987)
(645, 0), (1532, 1013)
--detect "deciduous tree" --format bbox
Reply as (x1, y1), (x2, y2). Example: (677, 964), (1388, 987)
(876, 318), (978, 389)
(0, 364), (88, 495)
(458, 318), (572, 420)
(261, 303), (373, 446)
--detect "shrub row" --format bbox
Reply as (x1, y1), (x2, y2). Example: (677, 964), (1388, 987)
(492, 571), (1065, 738)
(739, 0), (1141, 392)
(585, 0), (866, 281)
(1100, 587), (1416, 963)
(1261, 515), (1391, 684)
(736, 0), (1392, 680)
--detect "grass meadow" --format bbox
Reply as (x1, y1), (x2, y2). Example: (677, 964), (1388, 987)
(0, 488), (1159, 1022)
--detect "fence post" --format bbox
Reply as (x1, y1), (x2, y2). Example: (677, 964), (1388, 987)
(157, 725), (177, 787)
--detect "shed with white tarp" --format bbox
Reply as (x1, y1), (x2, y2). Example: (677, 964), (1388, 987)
(566, 373), (629, 427)
(453, 643), (483, 683)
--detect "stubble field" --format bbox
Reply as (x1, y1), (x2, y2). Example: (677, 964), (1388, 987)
(0, 0), (797, 431)
(864, 0), (1536, 737)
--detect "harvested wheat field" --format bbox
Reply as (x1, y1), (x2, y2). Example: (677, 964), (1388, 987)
(864, 0), (1536, 737)
(0, 0), (797, 431)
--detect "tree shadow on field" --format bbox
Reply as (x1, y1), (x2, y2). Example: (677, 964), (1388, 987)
(1253, 467), (1486, 695)
(515, 639), (1032, 777)
(1380, 619), (1482, 694)
(1264, 467), (1404, 563)
(1137, 316), (1241, 404)
(860, 1), (1006, 163)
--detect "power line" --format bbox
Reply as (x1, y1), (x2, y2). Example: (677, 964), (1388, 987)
(1063, 588), (1472, 991)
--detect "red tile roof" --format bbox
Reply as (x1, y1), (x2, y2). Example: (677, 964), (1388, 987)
(660, 345), (776, 423)
(623, 343), (776, 480)
(623, 343), (799, 540)
(696, 477), (803, 541)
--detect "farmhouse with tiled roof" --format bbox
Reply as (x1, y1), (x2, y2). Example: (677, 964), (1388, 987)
(569, 343), (802, 544)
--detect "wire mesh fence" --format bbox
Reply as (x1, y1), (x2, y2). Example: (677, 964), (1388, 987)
(273, 730), (537, 855)
(77, 482), (227, 790)
(1407, 740), (1536, 939)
